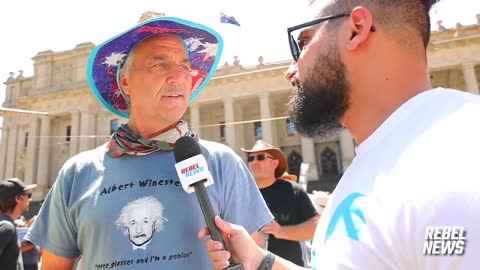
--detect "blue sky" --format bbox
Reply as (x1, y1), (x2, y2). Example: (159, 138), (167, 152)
(0, 0), (479, 128)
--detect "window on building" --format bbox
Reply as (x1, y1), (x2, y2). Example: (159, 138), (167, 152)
(287, 150), (302, 177)
(24, 132), (29, 148)
(321, 147), (339, 175)
(66, 125), (71, 142)
(286, 118), (296, 135)
(254, 121), (262, 138)
(110, 119), (119, 134)
(219, 121), (226, 139)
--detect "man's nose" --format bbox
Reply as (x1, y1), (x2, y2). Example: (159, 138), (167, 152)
(284, 61), (298, 82)
(135, 223), (143, 233)
(166, 67), (190, 85)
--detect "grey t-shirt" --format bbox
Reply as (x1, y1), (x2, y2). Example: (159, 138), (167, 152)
(26, 140), (272, 269)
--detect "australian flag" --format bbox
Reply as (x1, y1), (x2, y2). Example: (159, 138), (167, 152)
(220, 12), (240, 26)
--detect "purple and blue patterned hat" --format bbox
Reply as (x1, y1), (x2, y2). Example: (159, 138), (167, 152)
(87, 17), (224, 118)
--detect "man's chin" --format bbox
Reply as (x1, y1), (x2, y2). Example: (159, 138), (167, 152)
(131, 239), (148, 246)
(294, 119), (345, 141)
(157, 110), (187, 124)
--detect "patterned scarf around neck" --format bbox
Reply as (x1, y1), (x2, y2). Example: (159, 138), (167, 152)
(106, 120), (198, 158)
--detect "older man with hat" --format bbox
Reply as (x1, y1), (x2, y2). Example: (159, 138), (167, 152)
(242, 140), (319, 267)
(25, 16), (272, 270)
(0, 178), (36, 270)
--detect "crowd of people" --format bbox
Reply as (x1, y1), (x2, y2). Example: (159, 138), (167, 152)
(2, 0), (479, 269)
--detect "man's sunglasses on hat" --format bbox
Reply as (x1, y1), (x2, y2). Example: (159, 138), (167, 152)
(247, 154), (276, 162)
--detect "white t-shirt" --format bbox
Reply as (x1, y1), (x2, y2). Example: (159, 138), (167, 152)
(311, 88), (480, 269)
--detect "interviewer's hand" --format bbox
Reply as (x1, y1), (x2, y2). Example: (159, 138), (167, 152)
(198, 216), (266, 270)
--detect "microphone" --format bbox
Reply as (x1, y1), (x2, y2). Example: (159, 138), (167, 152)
(174, 136), (243, 270)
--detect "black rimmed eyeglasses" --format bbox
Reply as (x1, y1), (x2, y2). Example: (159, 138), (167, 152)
(287, 13), (375, 61)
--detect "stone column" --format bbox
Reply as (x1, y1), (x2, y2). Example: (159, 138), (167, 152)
(190, 102), (201, 136)
(224, 97), (237, 151)
(339, 130), (356, 172)
(234, 104), (246, 151)
(70, 110), (80, 156)
(462, 63), (479, 94)
(25, 118), (40, 185)
(36, 115), (51, 189)
(259, 93), (274, 145)
(0, 126), (10, 179)
(300, 137), (319, 180)
(79, 111), (96, 152)
(5, 124), (18, 178)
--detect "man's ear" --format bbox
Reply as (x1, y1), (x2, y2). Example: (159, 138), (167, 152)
(346, 6), (375, 51)
(119, 71), (131, 95)
(273, 159), (280, 168)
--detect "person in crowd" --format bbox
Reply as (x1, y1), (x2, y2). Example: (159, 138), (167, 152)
(0, 178), (36, 270)
(242, 140), (319, 266)
(26, 16), (272, 270)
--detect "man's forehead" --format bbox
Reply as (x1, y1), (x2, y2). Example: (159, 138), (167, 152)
(132, 34), (190, 61)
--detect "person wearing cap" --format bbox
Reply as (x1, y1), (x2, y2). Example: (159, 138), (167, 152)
(0, 178), (36, 270)
(25, 16), (272, 270)
(241, 140), (319, 267)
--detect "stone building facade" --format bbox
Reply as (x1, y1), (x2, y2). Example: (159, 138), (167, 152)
(1, 17), (479, 203)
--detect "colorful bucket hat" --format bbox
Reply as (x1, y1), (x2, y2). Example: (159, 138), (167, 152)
(87, 17), (224, 118)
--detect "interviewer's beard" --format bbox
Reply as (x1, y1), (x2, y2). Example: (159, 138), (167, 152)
(288, 44), (350, 141)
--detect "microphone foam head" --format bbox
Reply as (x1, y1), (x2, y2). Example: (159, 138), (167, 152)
(174, 136), (202, 162)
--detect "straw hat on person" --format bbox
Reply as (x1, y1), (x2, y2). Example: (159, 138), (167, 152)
(241, 140), (287, 178)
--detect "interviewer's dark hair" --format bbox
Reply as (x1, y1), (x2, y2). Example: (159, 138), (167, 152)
(322, 0), (441, 48)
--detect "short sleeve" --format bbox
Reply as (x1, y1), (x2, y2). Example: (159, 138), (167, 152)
(218, 149), (273, 234)
(25, 161), (81, 259)
(296, 187), (319, 222)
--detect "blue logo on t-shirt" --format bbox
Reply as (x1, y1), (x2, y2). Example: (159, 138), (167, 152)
(324, 192), (367, 243)
(310, 192), (367, 270)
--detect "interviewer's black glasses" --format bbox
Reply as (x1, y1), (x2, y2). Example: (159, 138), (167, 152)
(22, 192), (32, 199)
(287, 13), (375, 61)
(247, 154), (276, 162)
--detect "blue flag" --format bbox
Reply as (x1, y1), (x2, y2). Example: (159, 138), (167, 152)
(220, 12), (240, 26)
